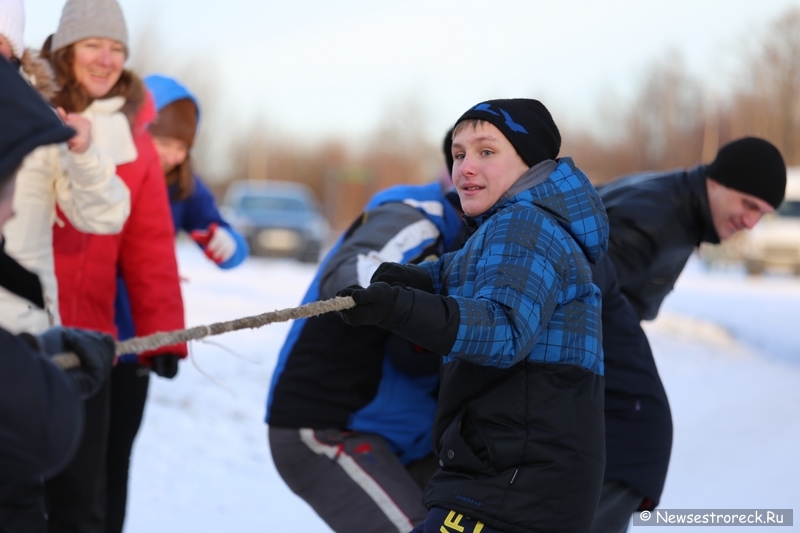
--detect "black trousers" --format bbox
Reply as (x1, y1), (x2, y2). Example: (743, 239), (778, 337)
(104, 363), (150, 533)
(269, 427), (437, 533)
(44, 379), (111, 533)
(0, 479), (47, 533)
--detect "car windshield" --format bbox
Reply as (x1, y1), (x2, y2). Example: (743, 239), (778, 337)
(238, 195), (309, 213)
(776, 200), (800, 218)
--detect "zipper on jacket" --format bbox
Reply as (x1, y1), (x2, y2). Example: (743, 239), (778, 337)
(509, 467), (520, 485)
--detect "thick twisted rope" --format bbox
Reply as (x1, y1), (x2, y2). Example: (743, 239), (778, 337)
(114, 296), (356, 355)
(51, 296), (355, 370)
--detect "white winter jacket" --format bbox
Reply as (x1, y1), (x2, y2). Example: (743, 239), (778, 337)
(0, 96), (134, 334)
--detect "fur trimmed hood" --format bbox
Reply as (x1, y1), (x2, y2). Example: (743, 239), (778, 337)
(19, 49), (58, 101)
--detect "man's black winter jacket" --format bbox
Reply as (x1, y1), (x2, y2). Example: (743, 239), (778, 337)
(598, 165), (719, 320)
(593, 256), (672, 507)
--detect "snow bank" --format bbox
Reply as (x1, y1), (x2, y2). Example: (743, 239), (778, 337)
(121, 246), (800, 532)
(643, 312), (741, 352)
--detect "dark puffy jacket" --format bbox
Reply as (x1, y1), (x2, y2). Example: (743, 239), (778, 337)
(419, 159), (608, 533)
(598, 165), (718, 320)
(0, 327), (82, 485)
(593, 255), (672, 508)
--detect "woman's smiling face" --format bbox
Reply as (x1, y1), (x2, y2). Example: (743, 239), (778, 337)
(72, 38), (126, 98)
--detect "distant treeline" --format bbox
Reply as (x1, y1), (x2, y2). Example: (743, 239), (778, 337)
(132, 8), (800, 229)
(563, 8), (800, 184)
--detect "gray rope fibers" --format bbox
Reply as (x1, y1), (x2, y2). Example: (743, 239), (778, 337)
(49, 297), (355, 369)
(50, 296), (354, 370)
(114, 295), (356, 356)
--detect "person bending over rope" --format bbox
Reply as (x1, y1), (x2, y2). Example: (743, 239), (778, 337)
(267, 177), (465, 533)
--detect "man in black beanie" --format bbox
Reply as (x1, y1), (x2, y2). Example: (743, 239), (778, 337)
(587, 136), (786, 533)
(600, 136), (785, 322)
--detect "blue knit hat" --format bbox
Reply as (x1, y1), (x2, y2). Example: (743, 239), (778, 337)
(144, 74), (201, 147)
(144, 74), (201, 118)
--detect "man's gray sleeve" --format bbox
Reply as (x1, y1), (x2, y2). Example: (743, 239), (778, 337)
(319, 203), (442, 299)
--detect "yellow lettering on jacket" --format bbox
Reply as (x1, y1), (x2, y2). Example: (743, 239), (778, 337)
(444, 510), (465, 532)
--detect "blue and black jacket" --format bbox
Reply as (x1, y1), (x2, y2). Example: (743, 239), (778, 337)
(267, 182), (464, 465)
(381, 160), (609, 532)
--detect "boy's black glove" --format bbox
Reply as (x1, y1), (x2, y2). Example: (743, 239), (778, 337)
(151, 354), (181, 379)
(337, 282), (459, 356)
(36, 326), (115, 399)
(337, 283), (398, 326)
(371, 263), (434, 293)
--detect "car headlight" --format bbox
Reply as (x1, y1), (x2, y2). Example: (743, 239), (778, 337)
(258, 228), (302, 251)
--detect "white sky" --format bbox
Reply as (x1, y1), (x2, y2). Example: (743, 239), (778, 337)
(22, 0), (800, 146)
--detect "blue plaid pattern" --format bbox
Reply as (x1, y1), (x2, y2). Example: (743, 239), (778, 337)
(420, 158), (607, 375)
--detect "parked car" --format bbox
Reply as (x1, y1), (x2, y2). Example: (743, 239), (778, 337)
(741, 168), (800, 276)
(223, 181), (330, 263)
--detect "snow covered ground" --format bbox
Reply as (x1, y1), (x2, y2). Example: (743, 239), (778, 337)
(123, 244), (800, 532)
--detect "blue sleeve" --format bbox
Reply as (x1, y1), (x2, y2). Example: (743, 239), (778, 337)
(449, 212), (565, 369)
(177, 175), (228, 233)
(217, 231), (249, 269)
(113, 276), (137, 363)
(178, 175), (249, 269)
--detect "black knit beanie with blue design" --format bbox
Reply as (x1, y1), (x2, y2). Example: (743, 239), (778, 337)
(451, 98), (561, 169)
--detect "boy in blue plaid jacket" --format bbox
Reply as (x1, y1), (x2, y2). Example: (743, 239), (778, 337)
(339, 99), (609, 533)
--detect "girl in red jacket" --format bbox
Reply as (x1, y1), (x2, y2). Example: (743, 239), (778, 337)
(4, 1), (189, 531)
